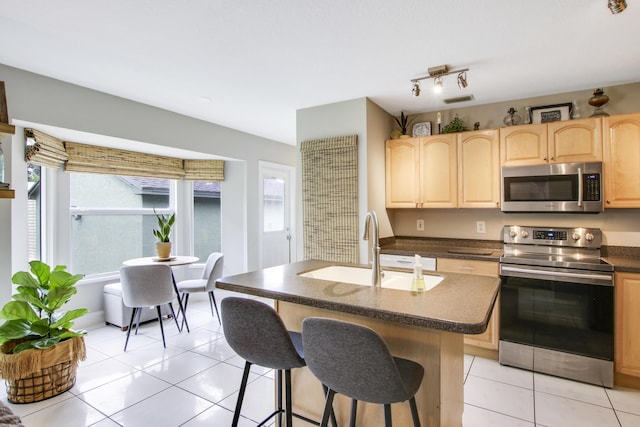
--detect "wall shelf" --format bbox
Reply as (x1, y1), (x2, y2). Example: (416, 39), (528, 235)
(0, 189), (15, 199)
(0, 123), (15, 136)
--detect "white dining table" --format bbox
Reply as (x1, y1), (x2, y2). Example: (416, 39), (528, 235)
(122, 256), (199, 332)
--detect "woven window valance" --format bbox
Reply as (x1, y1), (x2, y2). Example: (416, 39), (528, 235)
(183, 159), (224, 181)
(24, 129), (69, 168)
(65, 142), (186, 179)
(301, 134), (359, 264)
(24, 129), (225, 181)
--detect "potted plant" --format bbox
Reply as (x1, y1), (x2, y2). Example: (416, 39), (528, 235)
(394, 111), (413, 138)
(153, 209), (175, 259)
(0, 261), (87, 403)
(441, 115), (466, 134)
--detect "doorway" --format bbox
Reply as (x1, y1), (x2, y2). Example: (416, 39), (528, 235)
(259, 161), (295, 268)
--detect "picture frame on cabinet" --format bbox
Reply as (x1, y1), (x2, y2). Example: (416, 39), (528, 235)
(412, 121), (432, 137)
(530, 103), (572, 124)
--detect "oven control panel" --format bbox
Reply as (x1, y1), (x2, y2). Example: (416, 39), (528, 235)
(503, 225), (602, 247)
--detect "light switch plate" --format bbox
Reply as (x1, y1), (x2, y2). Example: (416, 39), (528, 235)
(417, 219), (424, 231)
(476, 221), (486, 233)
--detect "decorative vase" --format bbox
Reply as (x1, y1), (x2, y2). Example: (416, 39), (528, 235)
(503, 108), (522, 126)
(156, 242), (172, 259)
(588, 88), (610, 117)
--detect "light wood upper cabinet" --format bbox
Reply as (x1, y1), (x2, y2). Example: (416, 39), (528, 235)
(385, 138), (420, 208)
(458, 130), (500, 208)
(419, 134), (457, 208)
(500, 118), (602, 166)
(385, 135), (457, 208)
(500, 123), (548, 166)
(603, 113), (640, 208)
(615, 272), (640, 382)
(548, 117), (602, 163)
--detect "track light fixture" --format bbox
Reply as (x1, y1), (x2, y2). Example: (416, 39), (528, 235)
(608, 0), (627, 13)
(410, 65), (470, 97)
(412, 82), (421, 97)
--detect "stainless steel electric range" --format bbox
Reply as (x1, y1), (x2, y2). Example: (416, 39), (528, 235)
(499, 225), (614, 388)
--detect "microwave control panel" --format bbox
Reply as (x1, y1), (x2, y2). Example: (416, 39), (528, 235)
(583, 173), (601, 201)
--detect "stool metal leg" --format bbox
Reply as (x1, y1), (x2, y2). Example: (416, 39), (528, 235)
(232, 361), (252, 427)
(156, 306), (166, 348)
(320, 389), (336, 427)
(409, 396), (421, 427)
(285, 369), (293, 427)
(384, 403), (392, 427)
(350, 399), (358, 427)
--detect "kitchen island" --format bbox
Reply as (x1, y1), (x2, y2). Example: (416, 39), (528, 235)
(216, 259), (500, 427)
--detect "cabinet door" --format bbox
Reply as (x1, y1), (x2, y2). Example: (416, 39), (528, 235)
(603, 113), (640, 208)
(500, 123), (548, 166)
(385, 138), (420, 208)
(615, 273), (640, 378)
(419, 134), (457, 208)
(458, 130), (500, 208)
(548, 117), (602, 163)
(437, 259), (499, 350)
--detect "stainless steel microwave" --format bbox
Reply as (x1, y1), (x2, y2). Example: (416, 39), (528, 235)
(501, 162), (603, 213)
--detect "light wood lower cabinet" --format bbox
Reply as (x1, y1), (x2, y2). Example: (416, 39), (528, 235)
(437, 258), (500, 354)
(615, 272), (640, 387)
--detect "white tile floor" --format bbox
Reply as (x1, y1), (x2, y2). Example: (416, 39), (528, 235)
(2, 289), (640, 426)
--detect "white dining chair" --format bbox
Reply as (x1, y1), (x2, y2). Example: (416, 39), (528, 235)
(176, 252), (224, 325)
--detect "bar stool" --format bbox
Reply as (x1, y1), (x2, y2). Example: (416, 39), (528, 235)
(302, 317), (424, 427)
(221, 297), (335, 427)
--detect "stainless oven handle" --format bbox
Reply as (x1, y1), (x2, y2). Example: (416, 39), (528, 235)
(577, 167), (583, 207)
(500, 265), (612, 283)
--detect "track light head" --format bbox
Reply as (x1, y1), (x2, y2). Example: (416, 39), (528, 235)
(608, 0), (627, 13)
(433, 77), (443, 93)
(412, 82), (421, 97)
(457, 72), (468, 89)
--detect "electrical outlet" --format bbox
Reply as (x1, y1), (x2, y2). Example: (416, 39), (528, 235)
(416, 219), (424, 231)
(476, 221), (486, 233)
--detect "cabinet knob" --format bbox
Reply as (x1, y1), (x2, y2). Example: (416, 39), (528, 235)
(606, 200), (611, 204)
(550, 157), (554, 160)
(543, 157), (547, 161)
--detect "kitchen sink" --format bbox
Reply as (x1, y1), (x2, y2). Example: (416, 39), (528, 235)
(298, 265), (443, 291)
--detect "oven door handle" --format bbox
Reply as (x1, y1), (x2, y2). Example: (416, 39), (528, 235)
(500, 265), (613, 284)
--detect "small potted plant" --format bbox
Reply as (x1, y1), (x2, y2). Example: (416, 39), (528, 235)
(0, 261), (87, 403)
(394, 111), (413, 138)
(153, 209), (175, 259)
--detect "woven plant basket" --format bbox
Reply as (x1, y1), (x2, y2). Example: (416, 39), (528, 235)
(0, 336), (86, 404)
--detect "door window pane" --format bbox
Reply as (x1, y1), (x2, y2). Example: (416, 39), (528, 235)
(263, 177), (285, 232)
(27, 164), (41, 261)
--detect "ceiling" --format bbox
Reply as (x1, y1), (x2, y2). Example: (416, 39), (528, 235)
(1, 1), (639, 147)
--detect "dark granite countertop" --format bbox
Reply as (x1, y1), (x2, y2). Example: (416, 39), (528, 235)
(381, 237), (503, 262)
(216, 259), (500, 335)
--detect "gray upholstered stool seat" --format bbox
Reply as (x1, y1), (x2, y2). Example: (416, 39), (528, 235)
(119, 264), (181, 351)
(302, 317), (424, 427)
(221, 297), (334, 427)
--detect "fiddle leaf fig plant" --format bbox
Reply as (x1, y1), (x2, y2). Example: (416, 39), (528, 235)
(152, 209), (175, 243)
(0, 261), (87, 354)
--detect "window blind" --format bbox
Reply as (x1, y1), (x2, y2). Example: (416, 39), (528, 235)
(24, 129), (68, 168)
(300, 134), (359, 263)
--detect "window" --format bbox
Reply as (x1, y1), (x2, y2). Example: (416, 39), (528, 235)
(193, 181), (221, 262)
(263, 177), (285, 232)
(69, 173), (173, 275)
(27, 164), (41, 261)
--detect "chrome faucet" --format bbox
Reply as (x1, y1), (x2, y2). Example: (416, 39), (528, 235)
(363, 210), (382, 287)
